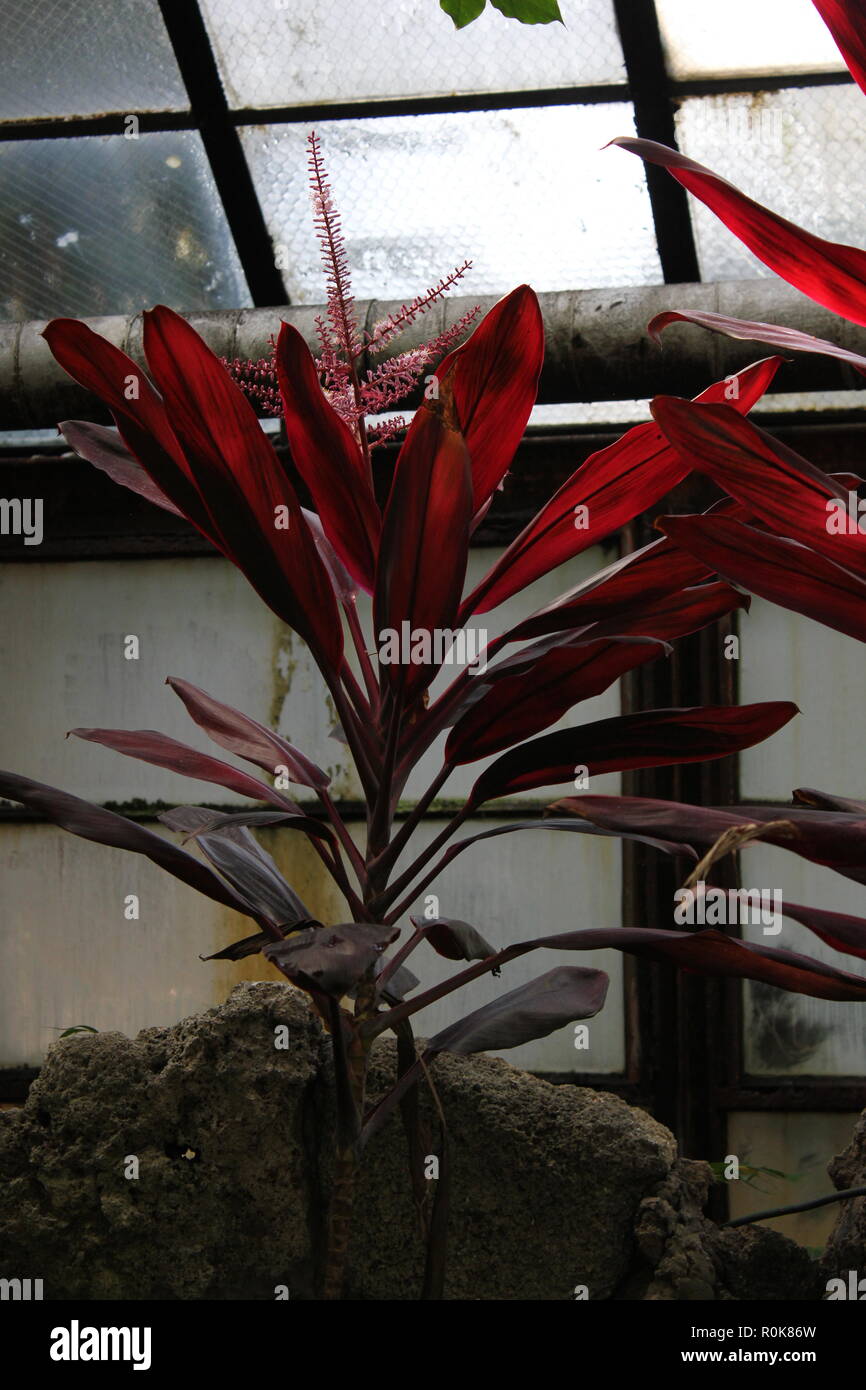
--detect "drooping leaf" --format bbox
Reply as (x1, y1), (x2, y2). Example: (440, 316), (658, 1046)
(0, 771), (256, 920)
(69, 726), (297, 811)
(550, 794), (866, 887)
(409, 914), (498, 962)
(182, 809), (332, 840)
(461, 356), (782, 615)
(813, 0), (866, 96)
(374, 384), (473, 699)
(647, 307), (866, 379)
(612, 137), (866, 329)
(467, 702), (798, 806)
(60, 420), (184, 516)
(264, 922), (399, 996)
(166, 677), (329, 790)
(428, 966), (607, 1055)
(160, 806), (312, 927)
(782, 900), (866, 963)
(276, 321), (381, 591)
(659, 515), (866, 644)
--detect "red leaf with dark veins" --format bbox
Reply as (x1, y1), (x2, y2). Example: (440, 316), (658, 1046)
(461, 355), (782, 616)
(613, 136), (866, 328)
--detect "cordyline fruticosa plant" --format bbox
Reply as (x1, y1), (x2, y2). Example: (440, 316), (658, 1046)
(553, 0), (866, 992)
(6, 125), (866, 1302)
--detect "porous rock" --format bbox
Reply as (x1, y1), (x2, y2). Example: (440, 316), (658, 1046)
(0, 982), (814, 1300)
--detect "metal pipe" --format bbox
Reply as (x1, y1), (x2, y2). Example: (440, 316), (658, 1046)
(1, 280), (865, 430)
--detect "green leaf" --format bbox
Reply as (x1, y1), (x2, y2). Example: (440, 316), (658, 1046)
(440, 0), (487, 28)
(56, 1024), (99, 1038)
(491, 0), (563, 23)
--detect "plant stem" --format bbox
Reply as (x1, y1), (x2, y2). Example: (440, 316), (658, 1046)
(724, 1184), (866, 1227)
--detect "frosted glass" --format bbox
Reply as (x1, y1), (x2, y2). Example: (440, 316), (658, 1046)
(675, 87), (866, 284)
(200, 0), (625, 108)
(657, 0), (846, 79)
(739, 845), (866, 1077)
(241, 105), (660, 301)
(0, 0), (188, 121)
(0, 133), (250, 319)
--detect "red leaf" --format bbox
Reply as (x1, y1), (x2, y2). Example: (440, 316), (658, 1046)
(782, 900), (866, 962)
(813, 0), (866, 96)
(431, 285), (544, 516)
(613, 136), (866, 328)
(446, 636), (670, 763)
(500, 536), (713, 643)
(652, 395), (866, 580)
(468, 702), (798, 807)
(70, 727), (298, 811)
(647, 307), (866, 379)
(44, 319), (213, 533)
(374, 392), (473, 700)
(276, 322), (381, 591)
(659, 514), (866, 644)
(142, 306), (343, 669)
(166, 677), (329, 790)
(461, 355), (782, 616)
(551, 793), (866, 887)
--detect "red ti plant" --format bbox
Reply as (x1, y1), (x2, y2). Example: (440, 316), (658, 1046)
(553, 0), (866, 983)
(6, 132), (866, 1301)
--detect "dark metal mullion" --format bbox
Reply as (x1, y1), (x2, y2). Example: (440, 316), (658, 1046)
(612, 0), (700, 284)
(156, 0), (286, 307)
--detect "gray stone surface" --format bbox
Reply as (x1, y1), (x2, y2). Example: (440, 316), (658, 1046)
(0, 982), (817, 1300)
(622, 1158), (822, 1301)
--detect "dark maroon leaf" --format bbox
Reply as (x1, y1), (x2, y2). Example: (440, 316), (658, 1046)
(409, 914), (497, 962)
(447, 635), (670, 762)
(60, 420), (183, 516)
(0, 771), (255, 921)
(166, 677), (329, 790)
(467, 702), (798, 807)
(160, 806), (312, 927)
(793, 787), (866, 814)
(70, 726), (297, 810)
(782, 901), (866, 963)
(264, 922), (399, 996)
(182, 809), (332, 840)
(551, 794), (866, 887)
(658, 514), (866, 644)
(427, 966), (609, 1055)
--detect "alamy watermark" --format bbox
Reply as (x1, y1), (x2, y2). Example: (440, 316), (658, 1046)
(377, 623), (488, 674)
(674, 881), (783, 935)
(0, 497), (43, 546)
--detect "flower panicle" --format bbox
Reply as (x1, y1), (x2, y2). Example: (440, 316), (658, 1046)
(223, 131), (480, 448)
(365, 261), (476, 356)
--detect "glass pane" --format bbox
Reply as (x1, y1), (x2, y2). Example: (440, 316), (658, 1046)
(657, 0), (846, 79)
(241, 105), (660, 301)
(727, 1112), (860, 1248)
(0, 0), (188, 121)
(675, 86), (866, 283)
(739, 847), (866, 1076)
(0, 133), (250, 319)
(201, 0), (624, 108)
